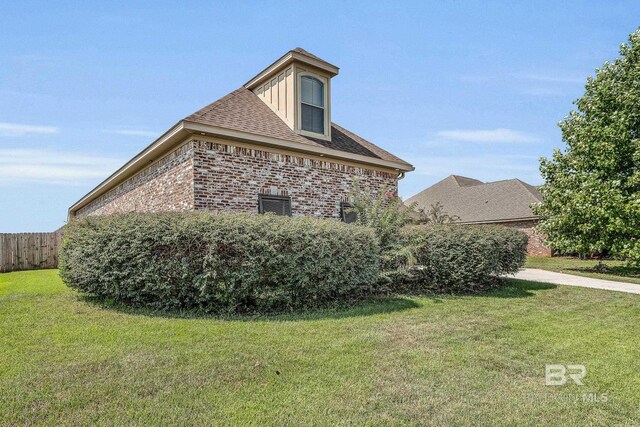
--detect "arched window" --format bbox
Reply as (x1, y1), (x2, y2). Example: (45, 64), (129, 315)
(300, 76), (324, 134)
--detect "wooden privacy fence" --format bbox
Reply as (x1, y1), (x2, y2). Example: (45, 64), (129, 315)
(0, 230), (63, 273)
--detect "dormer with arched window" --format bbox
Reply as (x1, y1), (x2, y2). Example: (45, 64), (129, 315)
(69, 48), (415, 221)
(245, 48), (338, 141)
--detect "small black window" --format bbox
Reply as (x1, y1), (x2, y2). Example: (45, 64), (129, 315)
(258, 195), (292, 216)
(341, 202), (357, 223)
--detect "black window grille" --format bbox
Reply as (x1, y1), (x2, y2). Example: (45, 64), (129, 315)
(258, 195), (292, 216)
(341, 202), (357, 223)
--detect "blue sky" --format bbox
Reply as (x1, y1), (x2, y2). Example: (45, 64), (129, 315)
(1, 1), (638, 232)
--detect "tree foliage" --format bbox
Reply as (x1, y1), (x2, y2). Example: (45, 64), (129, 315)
(417, 202), (460, 224)
(346, 182), (527, 289)
(348, 181), (414, 251)
(534, 28), (640, 261)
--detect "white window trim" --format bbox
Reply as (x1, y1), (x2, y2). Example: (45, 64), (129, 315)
(296, 71), (331, 140)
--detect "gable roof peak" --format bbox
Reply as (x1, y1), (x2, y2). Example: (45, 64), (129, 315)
(245, 48), (339, 89)
(290, 47), (321, 58)
(449, 175), (484, 187)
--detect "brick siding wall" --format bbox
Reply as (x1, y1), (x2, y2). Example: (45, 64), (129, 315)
(75, 143), (195, 217)
(191, 139), (398, 218)
(75, 138), (399, 220)
(496, 219), (552, 257)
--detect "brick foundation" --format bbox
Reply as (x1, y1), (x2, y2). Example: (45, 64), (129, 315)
(75, 138), (399, 220)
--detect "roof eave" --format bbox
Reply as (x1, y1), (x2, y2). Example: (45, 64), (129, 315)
(183, 120), (414, 171)
(67, 121), (189, 217)
(68, 120), (414, 217)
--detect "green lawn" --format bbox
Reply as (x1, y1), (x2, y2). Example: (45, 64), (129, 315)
(2, 270), (639, 426)
(526, 256), (640, 285)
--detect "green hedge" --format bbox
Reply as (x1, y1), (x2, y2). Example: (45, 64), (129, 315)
(59, 212), (380, 313)
(399, 225), (528, 292)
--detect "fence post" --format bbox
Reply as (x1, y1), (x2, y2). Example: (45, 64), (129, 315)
(0, 234), (5, 273)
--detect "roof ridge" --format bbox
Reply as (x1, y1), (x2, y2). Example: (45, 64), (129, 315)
(451, 175), (483, 187)
(513, 179), (543, 201)
(184, 88), (245, 121)
(405, 175), (463, 203)
(475, 178), (542, 199)
(484, 178), (520, 185)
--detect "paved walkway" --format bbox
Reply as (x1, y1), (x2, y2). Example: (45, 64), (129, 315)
(513, 268), (640, 295)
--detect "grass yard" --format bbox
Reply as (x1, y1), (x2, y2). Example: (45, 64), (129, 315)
(2, 270), (639, 426)
(526, 256), (640, 285)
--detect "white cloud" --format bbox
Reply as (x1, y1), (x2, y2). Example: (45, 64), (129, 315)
(0, 149), (122, 185)
(459, 72), (586, 97)
(436, 128), (538, 143)
(516, 87), (568, 97)
(108, 129), (158, 137)
(518, 73), (585, 84)
(460, 73), (585, 85)
(408, 154), (539, 176)
(0, 122), (59, 137)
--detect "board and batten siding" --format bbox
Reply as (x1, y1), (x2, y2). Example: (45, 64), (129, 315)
(0, 231), (63, 273)
(254, 65), (295, 128)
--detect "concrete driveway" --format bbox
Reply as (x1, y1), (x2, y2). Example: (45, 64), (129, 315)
(513, 268), (640, 295)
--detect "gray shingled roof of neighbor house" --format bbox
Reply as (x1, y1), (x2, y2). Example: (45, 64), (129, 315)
(405, 175), (543, 223)
(184, 87), (410, 166)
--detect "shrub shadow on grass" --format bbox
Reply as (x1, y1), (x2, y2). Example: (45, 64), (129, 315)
(76, 294), (421, 322)
(390, 278), (556, 301)
(485, 278), (557, 298)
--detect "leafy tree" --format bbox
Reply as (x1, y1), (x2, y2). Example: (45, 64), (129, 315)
(348, 181), (416, 273)
(418, 202), (460, 224)
(534, 28), (640, 261)
(348, 182), (412, 250)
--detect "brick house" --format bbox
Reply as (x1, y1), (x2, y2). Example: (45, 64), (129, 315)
(69, 49), (414, 220)
(405, 175), (552, 256)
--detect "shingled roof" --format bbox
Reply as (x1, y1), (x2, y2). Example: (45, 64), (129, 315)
(69, 48), (412, 216)
(184, 87), (410, 166)
(405, 175), (543, 223)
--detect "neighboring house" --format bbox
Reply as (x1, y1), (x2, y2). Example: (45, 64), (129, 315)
(69, 49), (414, 220)
(406, 175), (551, 256)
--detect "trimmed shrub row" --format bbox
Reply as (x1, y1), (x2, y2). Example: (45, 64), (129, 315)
(59, 213), (529, 313)
(59, 212), (380, 313)
(399, 225), (529, 292)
